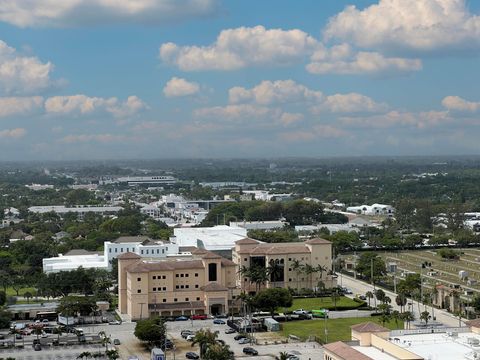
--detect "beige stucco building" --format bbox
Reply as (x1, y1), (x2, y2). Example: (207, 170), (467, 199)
(232, 237), (335, 293)
(118, 248), (238, 320)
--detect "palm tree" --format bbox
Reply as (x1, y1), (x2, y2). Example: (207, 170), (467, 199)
(76, 352), (92, 360)
(420, 310), (431, 325)
(204, 343), (233, 360)
(291, 259), (303, 293)
(396, 293), (407, 313)
(366, 291), (374, 308)
(237, 265), (252, 292)
(98, 331), (111, 352)
(275, 352), (290, 360)
(191, 329), (218, 359)
(267, 260), (284, 289)
(401, 311), (415, 330)
(391, 310), (401, 328)
(250, 266), (268, 293)
(303, 264), (315, 291)
(105, 349), (120, 360)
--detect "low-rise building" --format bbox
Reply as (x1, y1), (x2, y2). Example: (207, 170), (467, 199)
(230, 220), (288, 231)
(118, 249), (238, 320)
(346, 204), (394, 216)
(28, 205), (123, 220)
(233, 237), (335, 293)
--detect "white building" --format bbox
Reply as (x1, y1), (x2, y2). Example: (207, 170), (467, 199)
(26, 184), (54, 191)
(295, 223), (360, 234)
(242, 190), (292, 201)
(346, 203), (394, 216)
(28, 205), (123, 220)
(171, 225), (247, 251)
(140, 204), (162, 218)
(230, 220), (288, 231)
(104, 236), (179, 265)
(116, 176), (177, 186)
(43, 250), (108, 274)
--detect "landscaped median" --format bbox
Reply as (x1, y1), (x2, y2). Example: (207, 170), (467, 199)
(286, 296), (367, 312)
(282, 317), (403, 344)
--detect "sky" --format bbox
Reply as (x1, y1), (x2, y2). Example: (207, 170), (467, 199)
(0, 0), (480, 160)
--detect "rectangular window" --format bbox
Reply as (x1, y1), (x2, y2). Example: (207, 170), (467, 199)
(288, 258), (291, 261)
(153, 276), (156, 280)
(153, 287), (157, 291)
(195, 273), (198, 277)
(166, 247), (168, 251)
(162, 287), (166, 291)
(180, 285), (184, 289)
(244, 258), (247, 261)
(109, 249), (112, 253)
(174, 298), (177, 302)
(195, 284), (199, 289)
(137, 277), (141, 281)
(208, 263), (217, 282)
(157, 249), (159, 254)
(121, 248), (123, 252)
(162, 275), (166, 279)
(126, 248), (129, 252)
(185, 274), (189, 278)
(141, 250), (144, 254)
(137, 289), (141, 293)
(196, 297), (200, 301)
(162, 299), (166, 303)
(185, 298), (189, 301)
(162, 249), (165, 254)
(115, 248), (118, 253)
(181, 274), (184, 278)
(185, 285), (189, 289)
(146, 250), (149, 254)
(176, 274), (179, 278)
(176, 285), (179, 289)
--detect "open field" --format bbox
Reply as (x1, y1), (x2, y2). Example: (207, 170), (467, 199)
(282, 317), (403, 343)
(287, 296), (365, 311)
(5, 286), (37, 297)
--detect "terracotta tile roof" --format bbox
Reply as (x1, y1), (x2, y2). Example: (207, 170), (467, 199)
(305, 238), (331, 245)
(350, 322), (389, 333)
(236, 238), (260, 245)
(117, 252), (142, 260)
(323, 341), (374, 360)
(238, 242), (311, 255)
(221, 258), (236, 267)
(126, 259), (204, 273)
(201, 282), (228, 292)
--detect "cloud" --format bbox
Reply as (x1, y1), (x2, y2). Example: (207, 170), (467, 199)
(194, 104), (274, 120)
(163, 77), (200, 97)
(307, 45), (422, 75)
(159, 25), (318, 71)
(45, 94), (147, 118)
(0, 127), (26, 139)
(324, 0), (480, 53)
(442, 96), (480, 112)
(0, 0), (219, 27)
(339, 110), (451, 129)
(229, 80), (322, 105)
(311, 93), (388, 113)
(279, 125), (349, 142)
(0, 40), (54, 94)
(0, 96), (43, 117)
(59, 133), (126, 144)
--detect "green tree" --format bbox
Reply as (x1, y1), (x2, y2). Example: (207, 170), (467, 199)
(134, 317), (166, 348)
(204, 343), (233, 360)
(275, 352), (290, 360)
(420, 310), (431, 325)
(365, 291), (374, 308)
(253, 288), (293, 316)
(191, 328), (218, 359)
(355, 253), (386, 281)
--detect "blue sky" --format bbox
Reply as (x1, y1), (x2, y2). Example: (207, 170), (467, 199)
(0, 0), (479, 160)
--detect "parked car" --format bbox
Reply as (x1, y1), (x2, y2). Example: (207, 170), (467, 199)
(358, 295), (367, 300)
(34, 344), (42, 351)
(164, 339), (174, 349)
(176, 316), (188, 321)
(41, 332), (49, 338)
(225, 328), (236, 334)
(109, 320), (122, 325)
(186, 335), (195, 341)
(215, 314), (228, 319)
(42, 319), (49, 323)
(216, 339), (226, 345)
(287, 356), (300, 360)
(191, 314), (207, 320)
(181, 330), (195, 338)
(243, 347), (258, 356)
(292, 309), (308, 315)
(213, 319), (225, 325)
(113, 339), (121, 345)
(15, 334), (23, 339)
(238, 338), (251, 344)
(186, 352), (200, 360)
(234, 334), (247, 341)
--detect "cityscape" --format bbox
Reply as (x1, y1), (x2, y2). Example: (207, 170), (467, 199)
(1, 1), (480, 360)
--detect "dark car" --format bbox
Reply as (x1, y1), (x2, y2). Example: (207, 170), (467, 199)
(216, 339), (226, 345)
(175, 316), (188, 321)
(215, 314), (228, 319)
(243, 347), (258, 356)
(186, 352), (199, 360)
(213, 319), (225, 325)
(225, 328), (236, 334)
(34, 344), (42, 351)
(234, 334), (247, 341)
(165, 339), (174, 349)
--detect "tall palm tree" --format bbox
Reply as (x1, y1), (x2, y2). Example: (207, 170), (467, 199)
(303, 264), (315, 291)
(237, 265), (251, 292)
(291, 259), (303, 293)
(420, 310), (431, 325)
(366, 291), (374, 308)
(267, 260), (284, 288)
(98, 331), (111, 352)
(250, 266), (268, 293)
(76, 352), (92, 360)
(401, 311), (415, 330)
(191, 329), (218, 359)
(391, 310), (401, 328)
(204, 343), (233, 360)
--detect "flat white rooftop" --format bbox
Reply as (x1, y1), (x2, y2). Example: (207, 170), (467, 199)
(353, 346), (398, 360)
(393, 331), (480, 360)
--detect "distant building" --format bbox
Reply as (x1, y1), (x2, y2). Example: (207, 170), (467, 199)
(116, 176), (178, 186)
(43, 251), (108, 273)
(118, 249), (238, 320)
(232, 238), (335, 293)
(28, 205), (123, 220)
(25, 184), (54, 191)
(230, 220), (288, 231)
(346, 204), (394, 216)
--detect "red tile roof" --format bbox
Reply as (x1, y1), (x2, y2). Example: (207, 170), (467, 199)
(323, 341), (374, 360)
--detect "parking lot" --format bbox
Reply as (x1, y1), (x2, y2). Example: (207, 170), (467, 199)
(0, 343), (105, 359)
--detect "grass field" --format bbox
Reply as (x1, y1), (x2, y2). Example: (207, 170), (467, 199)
(282, 317), (403, 343)
(5, 286), (37, 297)
(286, 296), (365, 311)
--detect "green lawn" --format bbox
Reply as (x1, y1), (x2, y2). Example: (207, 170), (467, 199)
(282, 317), (403, 344)
(5, 286), (37, 297)
(286, 296), (365, 311)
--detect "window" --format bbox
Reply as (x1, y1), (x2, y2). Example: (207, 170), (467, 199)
(115, 248), (118, 253)
(157, 249), (159, 254)
(208, 263), (217, 282)
(288, 258), (291, 261)
(195, 284), (199, 289)
(126, 248), (129, 252)
(146, 250), (149, 254)
(196, 297), (200, 301)
(153, 287), (157, 291)
(120, 248), (123, 252)
(176, 285), (179, 289)
(162, 287), (166, 291)
(166, 247), (168, 251)
(137, 277), (141, 281)
(288, 268), (292, 272)
(137, 289), (141, 293)
(289, 279), (292, 282)
(162, 275), (166, 279)
(153, 276), (157, 280)
(141, 250), (144, 254)
(174, 298), (177, 302)
(195, 273), (198, 277)
(180, 285), (184, 289)
(162, 299), (166, 303)
(162, 249), (165, 254)
(244, 258), (247, 261)
(181, 274), (184, 278)
(185, 274), (189, 278)
(176, 274), (179, 278)
(185, 297), (189, 301)
(185, 285), (189, 289)
(109, 248), (112, 253)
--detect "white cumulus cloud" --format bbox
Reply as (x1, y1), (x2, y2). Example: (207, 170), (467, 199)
(0, 96), (43, 117)
(163, 77), (200, 97)
(0, 40), (54, 94)
(45, 94), (147, 118)
(311, 93), (388, 113)
(324, 0), (480, 53)
(0, 127), (26, 139)
(159, 25), (318, 71)
(442, 96), (480, 112)
(0, 0), (218, 27)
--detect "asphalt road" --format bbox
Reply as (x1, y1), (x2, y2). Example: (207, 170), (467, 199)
(340, 274), (465, 327)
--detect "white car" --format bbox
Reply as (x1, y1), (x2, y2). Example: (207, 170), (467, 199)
(292, 309), (308, 315)
(238, 338), (251, 344)
(186, 335), (195, 341)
